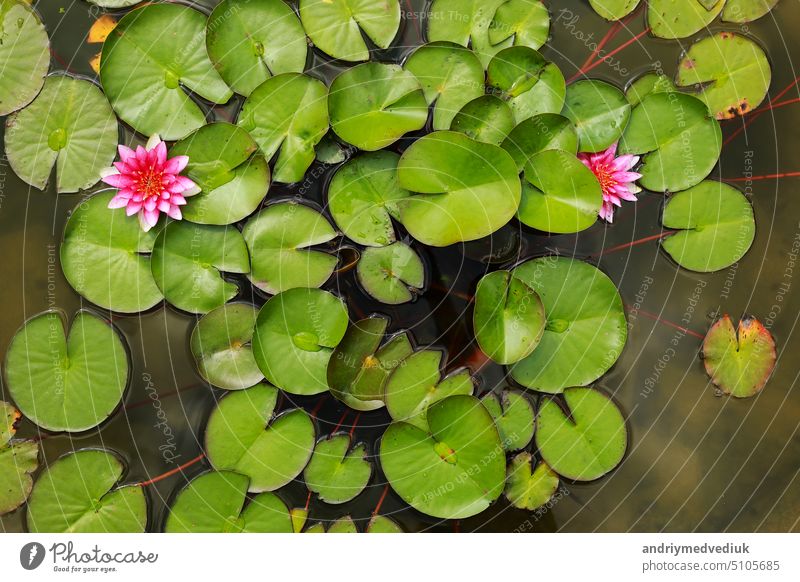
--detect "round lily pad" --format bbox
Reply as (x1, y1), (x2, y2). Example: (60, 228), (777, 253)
(385, 350), (473, 431)
(100, 3), (233, 140)
(252, 288), (349, 395)
(501, 114), (579, 172)
(535, 387), (627, 481)
(450, 95), (515, 145)
(326, 516), (359, 533)
(205, 384), (316, 492)
(61, 192), (163, 313)
(206, 0), (307, 97)
(190, 303), (264, 390)
(481, 390), (535, 451)
(5, 310), (128, 432)
(0, 0), (49, 116)
(165, 470), (293, 533)
(242, 202), (337, 295)
(474, 270), (545, 365)
(151, 221), (249, 314)
(357, 242), (425, 305)
(380, 394), (505, 519)
(299, 0), (400, 62)
(722, 0), (778, 23)
(702, 315), (776, 398)
(517, 149), (603, 233)
(661, 181), (755, 272)
(488, 0), (550, 50)
(504, 453), (559, 510)
(626, 72), (676, 107)
(0, 401), (39, 515)
(562, 80), (631, 153)
(618, 92), (721, 192)
(26, 449), (146, 533)
(404, 42), (485, 131)
(367, 515), (404, 533)
(327, 151), (410, 247)
(396, 131), (522, 246)
(304, 435), (372, 504)
(88, 1), (142, 6)
(676, 33), (771, 120)
(238, 73), (329, 183)
(4, 76), (117, 193)
(648, 0), (725, 40)
(589, 0), (642, 20)
(510, 257), (627, 393)
(329, 63), (428, 151)
(169, 123), (270, 225)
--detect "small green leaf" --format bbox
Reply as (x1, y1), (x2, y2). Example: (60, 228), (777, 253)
(626, 72), (676, 107)
(0, 401), (39, 515)
(0, 0), (49, 116)
(562, 79), (630, 153)
(357, 242), (425, 305)
(304, 435), (372, 504)
(504, 453), (559, 510)
(481, 390), (535, 451)
(366, 515), (404, 533)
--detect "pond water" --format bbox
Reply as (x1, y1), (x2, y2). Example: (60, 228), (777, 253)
(1, 0), (799, 533)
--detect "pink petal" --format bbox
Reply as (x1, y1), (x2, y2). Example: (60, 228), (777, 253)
(164, 155), (189, 174)
(143, 208), (160, 227)
(138, 212), (153, 232)
(126, 201), (142, 216)
(167, 205), (183, 220)
(135, 145), (147, 161)
(157, 199), (171, 212)
(171, 194), (187, 206)
(611, 154), (639, 172)
(118, 145), (136, 163)
(144, 198), (157, 211)
(107, 194), (130, 209)
(101, 173), (135, 188)
(154, 140), (168, 165)
(611, 171), (642, 183)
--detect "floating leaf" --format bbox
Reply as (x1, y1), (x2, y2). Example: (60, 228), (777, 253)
(88, 1), (142, 6)
(238, 73), (329, 183)
(661, 180), (755, 272)
(510, 257), (627, 393)
(501, 113), (578, 172)
(357, 242), (425, 304)
(242, 202), (338, 294)
(589, 0), (642, 20)
(27, 450), (146, 533)
(100, 3), (232, 140)
(299, 0), (400, 62)
(5, 310), (128, 432)
(315, 133), (350, 164)
(562, 79), (630, 153)
(702, 315), (776, 397)
(4, 76), (117, 193)
(206, 0), (307, 97)
(169, 123), (270, 225)
(151, 221), (249, 314)
(190, 303), (264, 390)
(165, 471), (293, 533)
(396, 131), (521, 246)
(648, 0), (725, 40)
(304, 435), (372, 504)
(504, 453), (558, 510)
(252, 288), (349, 395)
(205, 384), (315, 491)
(676, 33), (771, 120)
(329, 63), (428, 151)
(481, 390), (535, 451)
(536, 387), (627, 481)
(327, 516), (359, 533)
(488, 0), (550, 50)
(380, 395), (505, 519)
(367, 515), (404, 533)
(0, 401), (38, 515)
(450, 95), (515, 145)
(626, 72), (676, 107)
(722, 0), (779, 23)
(0, 0), (49, 116)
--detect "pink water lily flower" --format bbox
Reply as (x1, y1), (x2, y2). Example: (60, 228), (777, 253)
(578, 143), (642, 223)
(100, 134), (200, 232)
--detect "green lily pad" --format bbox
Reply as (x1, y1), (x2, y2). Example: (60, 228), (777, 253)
(0, 0), (49, 116)
(357, 242), (425, 305)
(380, 395), (505, 519)
(676, 33), (771, 120)
(165, 471), (293, 533)
(562, 80), (631, 153)
(481, 390), (535, 451)
(450, 95), (515, 145)
(26, 450), (146, 533)
(169, 123), (270, 225)
(722, 0), (779, 23)
(536, 387), (627, 481)
(661, 180), (755, 272)
(510, 257), (627, 393)
(648, 0), (725, 40)
(619, 92), (721, 192)
(501, 114), (579, 172)
(473, 270), (545, 365)
(384, 350), (473, 431)
(504, 453), (559, 510)
(327, 151), (410, 247)
(396, 131), (521, 246)
(626, 72), (676, 106)
(206, 0), (307, 97)
(517, 149), (603, 233)
(404, 42), (485, 131)
(252, 288), (349, 395)
(242, 202), (337, 295)
(329, 63), (428, 151)
(367, 515), (404, 533)
(589, 0), (642, 20)
(238, 73), (329, 183)
(702, 315), (776, 398)
(151, 221), (249, 314)
(88, 1), (142, 6)
(4, 76), (117, 193)
(5, 310), (128, 432)
(100, 3), (232, 140)
(327, 516), (359, 533)
(205, 384), (316, 492)
(328, 316), (413, 411)
(299, 0), (400, 62)
(190, 303), (264, 390)
(0, 401), (39, 515)
(488, 0), (550, 50)
(304, 435), (372, 504)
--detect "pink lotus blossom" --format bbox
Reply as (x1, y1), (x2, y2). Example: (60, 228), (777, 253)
(578, 143), (642, 223)
(100, 134), (200, 232)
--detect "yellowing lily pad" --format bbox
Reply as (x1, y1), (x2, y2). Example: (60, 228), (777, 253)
(648, 0), (725, 40)
(0, 401), (39, 515)
(589, 0), (642, 20)
(722, 0), (779, 23)
(504, 453), (558, 510)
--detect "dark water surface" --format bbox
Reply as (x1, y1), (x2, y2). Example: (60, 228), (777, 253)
(1, 0), (799, 532)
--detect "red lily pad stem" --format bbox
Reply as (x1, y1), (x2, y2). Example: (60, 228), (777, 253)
(723, 76), (800, 146)
(568, 27), (651, 82)
(136, 453), (205, 487)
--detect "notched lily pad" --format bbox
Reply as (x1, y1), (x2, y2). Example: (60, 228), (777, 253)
(589, 0), (642, 21)
(504, 453), (559, 510)
(304, 435), (372, 504)
(450, 95), (515, 145)
(722, 0), (779, 23)
(648, 0), (725, 40)
(481, 390), (535, 451)
(562, 79), (630, 153)
(626, 72), (676, 107)
(367, 515), (404, 533)
(357, 242), (425, 305)
(0, 401), (39, 515)
(0, 0), (49, 116)
(501, 113), (578, 172)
